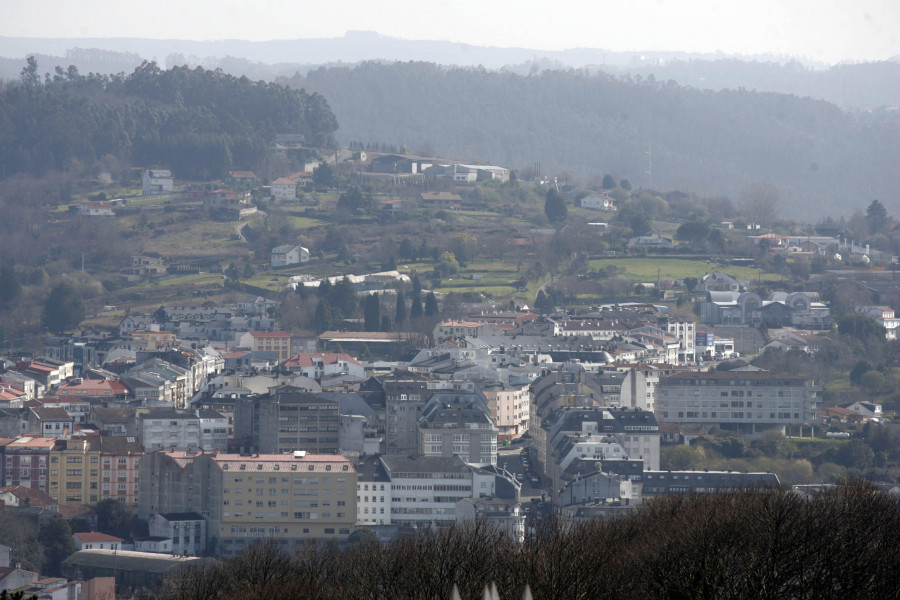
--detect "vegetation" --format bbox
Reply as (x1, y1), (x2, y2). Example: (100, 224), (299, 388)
(163, 483), (900, 600)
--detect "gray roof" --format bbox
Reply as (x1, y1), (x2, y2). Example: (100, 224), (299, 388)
(380, 454), (469, 475)
(63, 549), (206, 574)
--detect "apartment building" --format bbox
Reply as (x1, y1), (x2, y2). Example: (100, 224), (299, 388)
(235, 386), (340, 454)
(203, 453), (356, 556)
(49, 434), (143, 506)
(419, 402), (498, 466)
(2, 436), (56, 492)
(658, 371), (822, 434)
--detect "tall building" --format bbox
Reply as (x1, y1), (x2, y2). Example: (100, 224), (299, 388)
(235, 386), (340, 454)
(419, 401), (498, 466)
(382, 373), (434, 455)
(204, 453), (356, 556)
(2, 436), (56, 492)
(658, 371), (822, 434)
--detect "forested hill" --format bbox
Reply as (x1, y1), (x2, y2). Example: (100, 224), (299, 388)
(0, 60), (337, 180)
(288, 62), (900, 218)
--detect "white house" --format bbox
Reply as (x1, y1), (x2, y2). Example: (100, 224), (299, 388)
(271, 177), (298, 202)
(856, 306), (900, 340)
(80, 201), (115, 216)
(580, 193), (617, 211)
(271, 245), (310, 268)
(142, 170), (174, 196)
(73, 532), (123, 551)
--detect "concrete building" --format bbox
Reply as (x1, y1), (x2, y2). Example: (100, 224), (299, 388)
(142, 169), (174, 196)
(235, 385), (340, 455)
(73, 532), (123, 551)
(270, 244), (309, 268)
(2, 436), (56, 492)
(419, 400), (498, 466)
(379, 455), (476, 528)
(455, 497), (525, 543)
(148, 512), (206, 556)
(658, 371), (822, 434)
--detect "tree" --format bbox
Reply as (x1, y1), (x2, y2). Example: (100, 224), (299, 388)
(535, 289), (552, 315)
(0, 265), (22, 306)
(95, 498), (135, 541)
(313, 299), (333, 333)
(395, 290), (407, 325)
(740, 182), (780, 227)
(42, 282), (84, 333)
(20, 55), (40, 87)
(0, 513), (43, 573)
(602, 174), (616, 189)
(364, 294), (380, 332)
(312, 162), (335, 188)
(412, 274), (423, 297)
(544, 189), (567, 224)
(683, 276), (699, 293)
(424, 292), (439, 317)
(866, 199), (889, 234)
(152, 305), (168, 324)
(410, 295), (424, 319)
(619, 178), (632, 191)
(337, 186), (366, 213)
(675, 221), (711, 248)
(38, 518), (75, 577)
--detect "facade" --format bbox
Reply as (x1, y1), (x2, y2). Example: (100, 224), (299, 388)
(271, 177), (298, 202)
(658, 371), (822, 434)
(856, 306), (900, 340)
(419, 402), (498, 466)
(235, 386), (340, 455)
(482, 381), (530, 440)
(131, 410), (202, 452)
(270, 245), (310, 268)
(239, 331), (293, 362)
(355, 455), (392, 526)
(3, 436), (56, 492)
(80, 201), (115, 216)
(455, 497), (525, 543)
(148, 512), (206, 556)
(580, 193), (617, 211)
(379, 455), (476, 528)
(73, 532), (123, 551)
(142, 170), (174, 196)
(383, 374), (434, 455)
(203, 453), (357, 556)
(283, 353), (366, 381)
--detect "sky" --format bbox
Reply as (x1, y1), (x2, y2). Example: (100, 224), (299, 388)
(1, 0), (898, 64)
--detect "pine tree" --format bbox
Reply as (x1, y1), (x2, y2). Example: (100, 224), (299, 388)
(410, 295), (424, 319)
(424, 292), (439, 317)
(364, 294), (380, 332)
(395, 290), (407, 325)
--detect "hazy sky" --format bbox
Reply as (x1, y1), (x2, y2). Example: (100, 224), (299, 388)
(2, 0), (898, 64)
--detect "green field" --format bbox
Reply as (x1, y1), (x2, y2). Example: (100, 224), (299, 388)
(588, 257), (785, 283)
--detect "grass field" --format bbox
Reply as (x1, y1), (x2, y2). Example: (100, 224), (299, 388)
(588, 257), (786, 283)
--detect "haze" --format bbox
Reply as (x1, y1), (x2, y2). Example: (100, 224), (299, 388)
(2, 0), (898, 65)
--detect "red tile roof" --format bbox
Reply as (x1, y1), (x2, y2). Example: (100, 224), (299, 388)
(74, 532), (124, 543)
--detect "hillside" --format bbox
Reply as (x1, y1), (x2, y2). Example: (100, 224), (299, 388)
(288, 62), (900, 219)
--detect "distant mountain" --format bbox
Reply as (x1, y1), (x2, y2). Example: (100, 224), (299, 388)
(288, 62), (899, 219)
(2, 33), (898, 112)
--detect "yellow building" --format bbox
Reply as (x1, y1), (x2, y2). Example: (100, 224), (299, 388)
(49, 433), (143, 506)
(201, 452), (357, 556)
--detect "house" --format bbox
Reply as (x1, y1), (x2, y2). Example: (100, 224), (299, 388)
(580, 193), (617, 211)
(271, 177), (298, 202)
(80, 201), (115, 217)
(420, 191), (462, 210)
(129, 256), (167, 278)
(73, 532), (123, 551)
(0, 566), (39, 593)
(270, 245), (310, 268)
(627, 235), (675, 250)
(148, 512), (206, 556)
(237, 331), (293, 361)
(225, 171), (259, 190)
(282, 353), (366, 381)
(27, 407), (74, 438)
(658, 371), (822, 435)
(856, 306), (900, 340)
(839, 401), (883, 421)
(142, 170), (174, 196)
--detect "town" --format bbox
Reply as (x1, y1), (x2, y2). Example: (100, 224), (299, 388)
(1, 50), (899, 600)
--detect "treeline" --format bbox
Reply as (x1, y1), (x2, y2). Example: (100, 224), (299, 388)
(0, 58), (338, 181)
(161, 483), (900, 600)
(286, 61), (900, 218)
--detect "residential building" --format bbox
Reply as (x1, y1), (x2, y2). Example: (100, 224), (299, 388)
(79, 201), (115, 216)
(419, 191), (462, 210)
(355, 455), (392, 526)
(271, 177), (298, 202)
(658, 371), (822, 434)
(382, 373), (434, 455)
(235, 386), (339, 454)
(202, 452), (357, 556)
(73, 532), (123, 551)
(26, 407), (74, 439)
(270, 245), (310, 268)
(2, 436), (56, 492)
(640, 470), (780, 497)
(856, 306), (900, 340)
(148, 512), (206, 556)
(455, 497), (526, 543)
(130, 410), (202, 452)
(238, 331), (293, 362)
(379, 455), (476, 528)
(282, 353), (365, 382)
(580, 193), (616, 211)
(481, 380), (530, 440)
(419, 400), (498, 466)
(142, 169), (174, 196)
